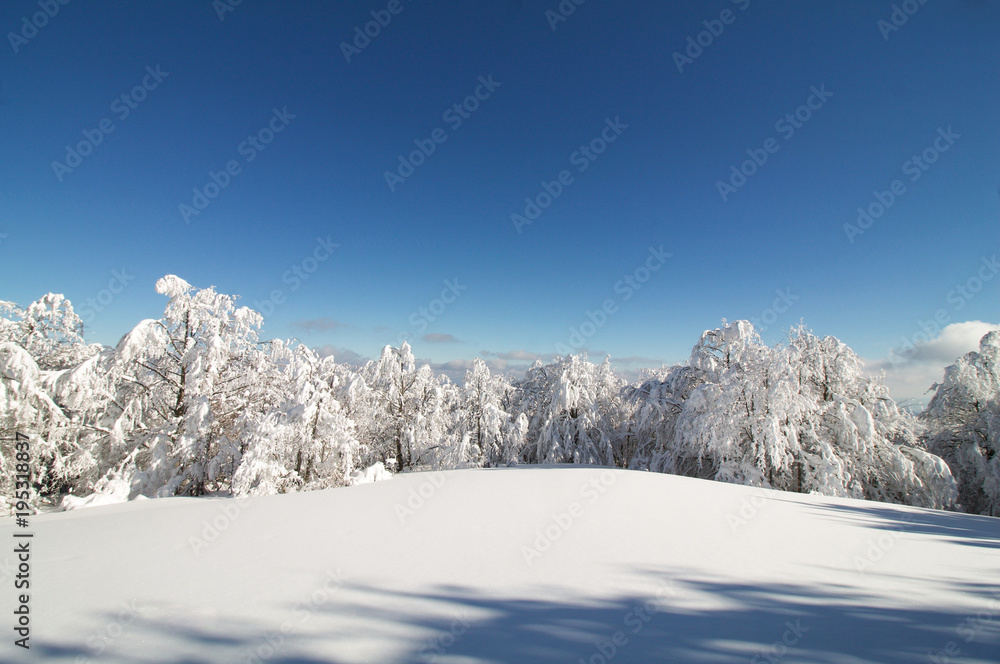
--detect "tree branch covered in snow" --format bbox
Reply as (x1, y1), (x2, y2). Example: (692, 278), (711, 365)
(1, 278), (994, 516)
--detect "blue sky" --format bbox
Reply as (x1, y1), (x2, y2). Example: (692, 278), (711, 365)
(2, 1), (998, 398)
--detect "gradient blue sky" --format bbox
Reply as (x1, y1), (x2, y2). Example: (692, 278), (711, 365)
(2, 1), (998, 398)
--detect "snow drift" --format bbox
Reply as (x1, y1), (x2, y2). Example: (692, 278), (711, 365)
(4, 466), (998, 663)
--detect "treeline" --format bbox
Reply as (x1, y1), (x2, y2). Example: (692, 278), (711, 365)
(1, 276), (997, 516)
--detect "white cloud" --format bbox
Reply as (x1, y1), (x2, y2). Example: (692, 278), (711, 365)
(315, 345), (369, 366)
(612, 355), (668, 366)
(422, 333), (462, 344)
(421, 357), (517, 383)
(479, 349), (541, 361)
(867, 320), (1000, 403)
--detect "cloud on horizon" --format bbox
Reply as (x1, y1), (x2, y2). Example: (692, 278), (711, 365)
(315, 345), (370, 366)
(291, 317), (344, 333)
(866, 320), (1000, 404)
(423, 333), (462, 344)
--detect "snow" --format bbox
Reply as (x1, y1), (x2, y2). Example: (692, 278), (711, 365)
(59, 475), (131, 511)
(4, 466), (998, 662)
(0, 342), (39, 383)
(350, 461), (393, 484)
(154, 275), (192, 299)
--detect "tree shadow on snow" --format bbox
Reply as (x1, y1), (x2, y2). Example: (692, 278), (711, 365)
(31, 565), (1000, 664)
(787, 499), (1000, 551)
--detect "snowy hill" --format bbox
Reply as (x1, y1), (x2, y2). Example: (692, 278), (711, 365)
(6, 466), (999, 663)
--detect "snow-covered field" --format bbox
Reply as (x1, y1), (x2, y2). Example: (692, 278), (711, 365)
(5, 466), (999, 663)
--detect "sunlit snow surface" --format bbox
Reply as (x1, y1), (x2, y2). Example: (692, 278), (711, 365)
(5, 466), (999, 663)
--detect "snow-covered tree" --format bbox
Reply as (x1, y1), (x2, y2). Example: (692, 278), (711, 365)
(0, 276), (977, 514)
(624, 363), (702, 471)
(922, 331), (1000, 515)
(513, 355), (626, 466)
(0, 294), (100, 370)
(40, 348), (118, 495)
(0, 293), (111, 507)
(109, 276), (268, 497)
(355, 343), (419, 470)
(783, 326), (952, 507)
(459, 359), (520, 466)
(409, 368), (467, 469)
(0, 342), (95, 506)
(629, 322), (955, 509)
(233, 342), (359, 495)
